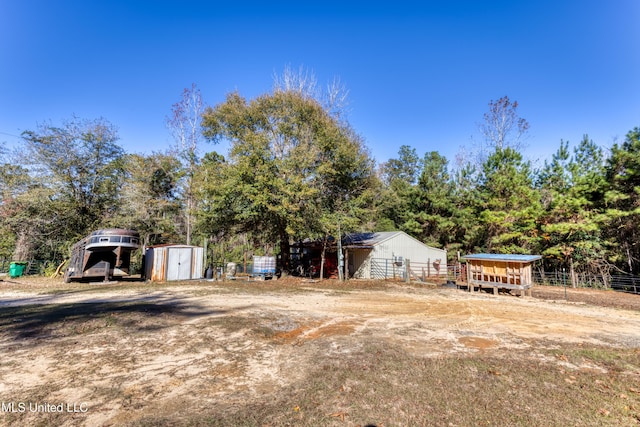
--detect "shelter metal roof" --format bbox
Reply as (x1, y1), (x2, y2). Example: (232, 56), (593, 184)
(461, 253), (542, 263)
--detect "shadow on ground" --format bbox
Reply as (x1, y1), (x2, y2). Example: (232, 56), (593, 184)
(0, 299), (232, 342)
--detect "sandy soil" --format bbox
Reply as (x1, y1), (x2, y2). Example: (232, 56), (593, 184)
(0, 278), (639, 426)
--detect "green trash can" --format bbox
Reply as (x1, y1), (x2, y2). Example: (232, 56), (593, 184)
(9, 262), (27, 278)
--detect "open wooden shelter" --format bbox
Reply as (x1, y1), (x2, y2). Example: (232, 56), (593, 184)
(461, 253), (541, 296)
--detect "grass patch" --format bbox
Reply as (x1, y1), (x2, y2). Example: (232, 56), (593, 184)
(124, 341), (640, 427)
(552, 346), (640, 375)
(204, 314), (278, 337)
(212, 277), (393, 293)
(203, 314), (306, 341)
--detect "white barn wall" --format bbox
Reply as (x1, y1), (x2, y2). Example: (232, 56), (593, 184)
(349, 232), (446, 279)
(370, 232), (445, 263)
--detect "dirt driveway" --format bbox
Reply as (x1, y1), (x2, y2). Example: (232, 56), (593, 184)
(1, 278), (639, 426)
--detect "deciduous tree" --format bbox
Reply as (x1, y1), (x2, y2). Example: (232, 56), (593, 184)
(478, 96), (529, 155)
(17, 116), (124, 259)
(200, 90), (374, 270)
(167, 83), (206, 245)
(113, 153), (182, 246)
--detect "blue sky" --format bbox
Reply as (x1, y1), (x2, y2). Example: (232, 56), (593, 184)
(1, 1), (639, 169)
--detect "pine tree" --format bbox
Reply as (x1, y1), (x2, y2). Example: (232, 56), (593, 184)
(450, 162), (483, 254)
(408, 151), (455, 249)
(604, 127), (640, 273)
(479, 148), (541, 253)
(377, 145), (422, 233)
(537, 136), (607, 283)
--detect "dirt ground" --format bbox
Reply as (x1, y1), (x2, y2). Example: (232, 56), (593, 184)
(0, 277), (639, 426)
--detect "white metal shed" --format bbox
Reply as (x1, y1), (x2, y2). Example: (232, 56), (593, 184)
(144, 245), (204, 281)
(342, 231), (446, 280)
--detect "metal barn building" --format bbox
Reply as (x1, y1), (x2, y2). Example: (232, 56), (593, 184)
(342, 231), (447, 280)
(144, 244), (204, 282)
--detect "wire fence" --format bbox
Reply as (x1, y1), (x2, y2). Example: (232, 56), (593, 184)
(533, 270), (640, 294)
(370, 258), (407, 280)
(368, 258), (448, 281)
(3, 256), (640, 295)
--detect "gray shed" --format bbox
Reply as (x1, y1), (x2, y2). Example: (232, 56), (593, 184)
(144, 244), (204, 281)
(342, 231), (446, 280)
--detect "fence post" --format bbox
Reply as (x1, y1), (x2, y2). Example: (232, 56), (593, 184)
(405, 259), (410, 283)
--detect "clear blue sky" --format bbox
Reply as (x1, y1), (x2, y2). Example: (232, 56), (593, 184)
(1, 0), (639, 169)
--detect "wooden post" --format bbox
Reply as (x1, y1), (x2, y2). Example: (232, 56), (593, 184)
(405, 259), (410, 283)
(104, 261), (110, 282)
(427, 258), (431, 278)
(203, 237), (208, 271)
(422, 267), (425, 282)
(344, 249), (349, 280)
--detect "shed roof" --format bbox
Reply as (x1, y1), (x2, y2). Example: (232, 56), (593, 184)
(342, 231), (446, 254)
(342, 231), (403, 247)
(145, 244), (203, 249)
(461, 253), (542, 263)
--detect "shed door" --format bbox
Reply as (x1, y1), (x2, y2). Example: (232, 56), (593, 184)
(167, 247), (192, 281)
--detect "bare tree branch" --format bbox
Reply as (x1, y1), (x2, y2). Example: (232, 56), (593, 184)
(478, 96), (529, 152)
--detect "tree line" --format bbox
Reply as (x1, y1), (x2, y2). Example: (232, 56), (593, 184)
(1, 81), (639, 278)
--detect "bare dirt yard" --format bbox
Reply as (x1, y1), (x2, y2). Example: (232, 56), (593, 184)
(0, 276), (639, 426)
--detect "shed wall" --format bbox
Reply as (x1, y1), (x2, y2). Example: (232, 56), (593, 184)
(351, 232), (446, 279)
(145, 246), (204, 281)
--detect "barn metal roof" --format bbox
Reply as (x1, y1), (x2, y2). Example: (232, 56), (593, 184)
(461, 253), (542, 263)
(342, 231), (402, 247)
